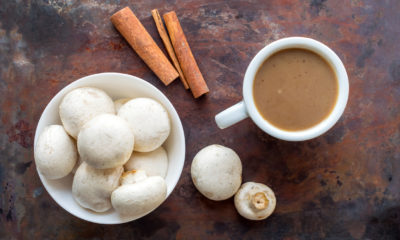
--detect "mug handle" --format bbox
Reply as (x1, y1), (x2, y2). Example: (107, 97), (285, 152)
(215, 101), (249, 129)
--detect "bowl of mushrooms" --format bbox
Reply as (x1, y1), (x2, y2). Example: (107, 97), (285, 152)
(34, 72), (185, 224)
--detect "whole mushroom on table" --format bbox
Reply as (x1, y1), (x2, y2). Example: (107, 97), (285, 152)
(191, 144), (277, 221)
(191, 144), (242, 201)
(234, 182), (276, 220)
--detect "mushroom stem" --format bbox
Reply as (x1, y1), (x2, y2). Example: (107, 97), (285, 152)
(235, 182), (276, 220)
(251, 192), (269, 210)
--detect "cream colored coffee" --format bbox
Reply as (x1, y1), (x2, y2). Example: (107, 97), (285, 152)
(253, 48), (338, 131)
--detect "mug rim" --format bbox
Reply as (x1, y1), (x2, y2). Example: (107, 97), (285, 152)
(243, 37), (349, 141)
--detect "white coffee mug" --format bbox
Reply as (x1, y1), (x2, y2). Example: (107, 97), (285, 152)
(215, 37), (349, 141)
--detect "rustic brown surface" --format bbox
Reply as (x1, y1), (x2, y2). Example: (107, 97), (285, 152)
(0, 0), (399, 239)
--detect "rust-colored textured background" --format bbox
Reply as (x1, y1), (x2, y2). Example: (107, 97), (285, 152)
(1, 0), (400, 239)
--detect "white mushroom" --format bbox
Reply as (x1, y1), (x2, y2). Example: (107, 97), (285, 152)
(111, 176), (167, 217)
(191, 144), (242, 201)
(71, 157), (83, 175)
(124, 147), (168, 178)
(118, 98), (170, 152)
(34, 125), (77, 179)
(72, 162), (123, 212)
(120, 170), (147, 185)
(114, 98), (131, 113)
(77, 114), (134, 169)
(234, 182), (276, 220)
(59, 87), (114, 138)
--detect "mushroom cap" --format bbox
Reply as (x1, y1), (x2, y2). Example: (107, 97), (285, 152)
(191, 144), (242, 201)
(234, 182), (276, 220)
(120, 170), (148, 185)
(77, 114), (134, 169)
(114, 98), (131, 114)
(111, 176), (167, 217)
(71, 156), (83, 175)
(118, 98), (170, 152)
(34, 125), (77, 179)
(59, 87), (114, 138)
(124, 147), (168, 178)
(72, 162), (123, 212)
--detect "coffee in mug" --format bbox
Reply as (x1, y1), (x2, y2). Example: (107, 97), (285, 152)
(215, 37), (349, 141)
(253, 48), (338, 131)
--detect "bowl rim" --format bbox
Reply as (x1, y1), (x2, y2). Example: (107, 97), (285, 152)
(34, 72), (186, 224)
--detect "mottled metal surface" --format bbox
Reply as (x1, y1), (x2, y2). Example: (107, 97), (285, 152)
(0, 0), (399, 239)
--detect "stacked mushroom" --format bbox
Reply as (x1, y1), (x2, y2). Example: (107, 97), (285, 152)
(34, 87), (170, 217)
(191, 144), (277, 220)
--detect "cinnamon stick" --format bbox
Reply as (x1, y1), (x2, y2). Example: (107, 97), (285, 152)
(163, 11), (209, 98)
(111, 7), (178, 85)
(151, 9), (189, 90)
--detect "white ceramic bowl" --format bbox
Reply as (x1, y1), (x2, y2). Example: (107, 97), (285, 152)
(34, 72), (186, 224)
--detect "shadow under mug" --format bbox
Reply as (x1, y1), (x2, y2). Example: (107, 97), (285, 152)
(215, 37), (349, 141)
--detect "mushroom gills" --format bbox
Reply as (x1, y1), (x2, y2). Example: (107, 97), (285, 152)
(234, 182), (276, 220)
(251, 192), (269, 210)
